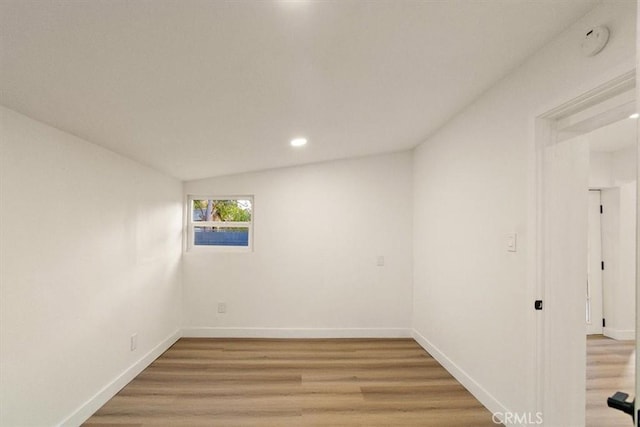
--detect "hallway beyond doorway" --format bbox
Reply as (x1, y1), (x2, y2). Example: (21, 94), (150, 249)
(587, 335), (635, 427)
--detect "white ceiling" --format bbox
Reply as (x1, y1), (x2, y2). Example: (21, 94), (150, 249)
(1, 0), (599, 181)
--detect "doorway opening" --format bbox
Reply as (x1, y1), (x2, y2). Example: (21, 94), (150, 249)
(534, 70), (637, 426)
(585, 116), (637, 427)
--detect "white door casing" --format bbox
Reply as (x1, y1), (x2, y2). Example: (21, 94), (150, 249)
(542, 136), (589, 427)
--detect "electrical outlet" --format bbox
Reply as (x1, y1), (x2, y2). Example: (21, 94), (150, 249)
(130, 333), (137, 351)
(506, 233), (517, 252)
(376, 256), (385, 267)
(218, 302), (227, 314)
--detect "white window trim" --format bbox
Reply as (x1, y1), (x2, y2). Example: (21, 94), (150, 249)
(186, 195), (254, 252)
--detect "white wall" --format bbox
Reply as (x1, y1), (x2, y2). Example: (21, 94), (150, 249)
(0, 107), (183, 426)
(182, 152), (413, 337)
(590, 146), (636, 340)
(412, 1), (636, 425)
(612, 145), (637, 185)
(601, 182), (637, 339)
(0, 2), (635, 426)
(589, 151), (613, 188)
(590, 146), (636, 189)
(618, 181), (636, 336)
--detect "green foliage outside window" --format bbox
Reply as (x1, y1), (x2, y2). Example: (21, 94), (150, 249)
(193, 199), (252, 222)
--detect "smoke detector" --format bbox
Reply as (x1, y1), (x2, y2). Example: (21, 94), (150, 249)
(581, 26), (609, 57)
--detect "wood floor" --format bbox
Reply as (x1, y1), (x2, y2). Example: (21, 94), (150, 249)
(586, 335), (635, 427)
(84, 336), (636, 426)
(84, 338), (498, 426)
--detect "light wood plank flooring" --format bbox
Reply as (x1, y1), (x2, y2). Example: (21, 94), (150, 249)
(84, 338), (498, 426)
(586, 335), (635, 427)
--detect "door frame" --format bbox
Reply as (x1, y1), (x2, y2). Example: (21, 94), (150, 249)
(587, 189), (604, 336)
(533, 69), (636, 425)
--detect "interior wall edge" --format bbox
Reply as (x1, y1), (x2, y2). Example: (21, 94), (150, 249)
(58, 329), (182, 427)
(60, 327), (417, 424)
(411, 329), (515, 426)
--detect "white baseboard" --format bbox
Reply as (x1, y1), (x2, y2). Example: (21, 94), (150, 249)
(412, 329), (519, 426)
(59, 328), (181, 427)
(61, 328), (515, 426)
(182, 327), (412, 339)
(603, 327), (635, 341)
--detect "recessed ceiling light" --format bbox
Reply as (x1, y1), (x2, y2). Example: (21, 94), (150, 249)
(629, 113), (639, 119)
(290, 137), (307, 147)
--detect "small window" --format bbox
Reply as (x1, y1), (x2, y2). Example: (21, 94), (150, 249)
(187, 196), (253, 250)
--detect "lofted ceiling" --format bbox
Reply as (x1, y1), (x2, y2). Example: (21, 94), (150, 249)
(1, 0), (599, 181)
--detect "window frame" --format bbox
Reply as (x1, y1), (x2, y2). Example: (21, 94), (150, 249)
(186, 195), (254, 252)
